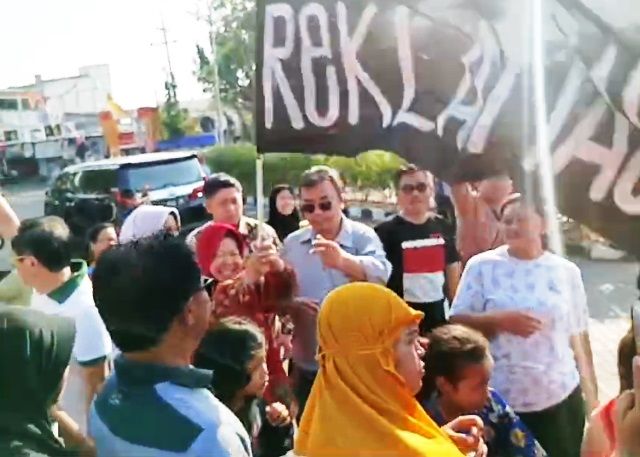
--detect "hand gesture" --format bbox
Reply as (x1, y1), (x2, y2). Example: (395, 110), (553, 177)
(245, 241), (284, 283)
(496, 311), (543, 337)
(265, 402), (291, 427)
(442, 415), (487, 456)
(310, 235), (345, 270)
(616, 356), (640, 456)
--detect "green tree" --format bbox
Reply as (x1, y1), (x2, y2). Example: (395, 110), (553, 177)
(160, 80), (189, 139)
(195, 0), (255, 138)
(354, 150), (406, 190)
(321, 155), (360, 187)
(264, 153), (317, 191)
(206, 143), (257, 194)
(204, 145), (405, 197)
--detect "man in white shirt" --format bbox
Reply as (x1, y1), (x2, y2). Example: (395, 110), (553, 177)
(12, 216), (112, 434)
(186, 173), (278, 250)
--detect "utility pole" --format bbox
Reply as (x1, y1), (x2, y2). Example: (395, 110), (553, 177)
(194, 1), (225, 145)
(154, 16), (178, 103)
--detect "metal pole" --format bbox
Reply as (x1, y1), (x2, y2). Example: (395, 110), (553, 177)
(206, 2), (226, 146)
(160, 17), (174, 79)
(256, 153), (265, 238)
(531, 0), (564, 255)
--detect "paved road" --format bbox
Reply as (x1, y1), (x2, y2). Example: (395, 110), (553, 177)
(0, 181), (47, 270)
(571, 257), (638, 399)
(2, 180), (638, 399)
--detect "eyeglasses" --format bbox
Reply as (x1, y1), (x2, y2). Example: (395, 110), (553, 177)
(300, 201), (333, 214)
(400, 183), (429, 195)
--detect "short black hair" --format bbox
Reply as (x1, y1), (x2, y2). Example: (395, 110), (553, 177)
(194, 317), (265, 406)
(87, 222), (115, 244)
(203, 173), (243, 199)
(299, 166), (344, 195)
(421, 324), (489, 399)
(120, 189), (135, 200)
(92, 235), (201, 352)
(12, 216), (72, 272)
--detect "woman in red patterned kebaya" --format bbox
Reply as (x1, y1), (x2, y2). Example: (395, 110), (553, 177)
(196, 222), (295, 406)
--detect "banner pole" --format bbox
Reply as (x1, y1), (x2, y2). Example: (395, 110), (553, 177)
(532, 0), (564, 256)
(256, 153), (265, 240)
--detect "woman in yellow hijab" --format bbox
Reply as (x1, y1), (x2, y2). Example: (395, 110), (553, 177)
(295, 283), (473, 457)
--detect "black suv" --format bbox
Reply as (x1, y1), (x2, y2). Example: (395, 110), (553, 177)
(44, 151), (209, 237)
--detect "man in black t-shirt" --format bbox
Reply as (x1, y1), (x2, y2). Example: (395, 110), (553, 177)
(375, 165), (462, 334)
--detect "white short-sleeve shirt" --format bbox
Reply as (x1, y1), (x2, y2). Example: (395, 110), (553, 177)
(30, 261), (112, 433)
(450, 245), (589, 413)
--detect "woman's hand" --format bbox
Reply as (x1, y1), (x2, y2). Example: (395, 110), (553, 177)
(51, 407), (96, 456)
(246, 241), (284, 282)
(442, 415), (486, 456)
(495, 311), (543, 337)
(616, 356), (640, 456)
(266, 402), (292, 427)
(277, 333), (293, 360)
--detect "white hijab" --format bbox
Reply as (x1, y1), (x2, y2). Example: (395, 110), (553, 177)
(119, 205), (181, 243)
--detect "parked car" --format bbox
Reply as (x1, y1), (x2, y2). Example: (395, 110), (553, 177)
(44, 151), (209, 238)
(344, 204), (395, 227)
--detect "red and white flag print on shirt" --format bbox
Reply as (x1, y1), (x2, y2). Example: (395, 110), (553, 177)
(401, 236), (446, 303)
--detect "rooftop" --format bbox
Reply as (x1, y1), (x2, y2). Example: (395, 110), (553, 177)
(11, 75), (85, 90)
(63, 151), (200, 172)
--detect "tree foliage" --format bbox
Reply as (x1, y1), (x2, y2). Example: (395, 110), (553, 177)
(205, 144), (405, 197)
(160, 81), (189, 139)
(195, 0), (256, 108)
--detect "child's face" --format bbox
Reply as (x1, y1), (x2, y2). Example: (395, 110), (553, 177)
(438, 357), (493, 413)
(243, 351), (268, 398)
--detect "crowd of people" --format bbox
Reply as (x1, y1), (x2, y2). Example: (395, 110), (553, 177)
(0, 162), (639, 457)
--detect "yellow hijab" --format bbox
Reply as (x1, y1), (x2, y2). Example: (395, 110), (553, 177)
(295, 283), (464, 457)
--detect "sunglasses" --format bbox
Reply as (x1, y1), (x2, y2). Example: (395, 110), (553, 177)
(300, 201), (333, 214)
(400, 182), (429, 195)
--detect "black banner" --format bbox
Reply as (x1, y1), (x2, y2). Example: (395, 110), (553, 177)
(256, 0), (640, 256)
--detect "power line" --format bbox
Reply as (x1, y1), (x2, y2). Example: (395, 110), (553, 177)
(151, 16), (178, 102)
(159, 17), (175, 80)
(190, 1), (225, 145)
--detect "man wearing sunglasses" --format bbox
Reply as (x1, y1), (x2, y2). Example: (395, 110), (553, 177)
(375, 165), (462, 334)
(281, 165), (392, 419)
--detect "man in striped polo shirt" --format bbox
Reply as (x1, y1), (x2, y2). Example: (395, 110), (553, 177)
(90, 236), (251, 457)
(375, 164), (462, 334)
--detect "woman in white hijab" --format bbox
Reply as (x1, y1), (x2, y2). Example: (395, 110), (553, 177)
(118, 205), (181, 243)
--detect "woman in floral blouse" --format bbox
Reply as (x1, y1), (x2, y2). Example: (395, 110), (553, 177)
(196, 222), (296, 406)
(420, 324), (547, 457)
(449, 194), (597, 457)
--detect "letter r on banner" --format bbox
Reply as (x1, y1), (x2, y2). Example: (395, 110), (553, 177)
(263, 3), (304, 130)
